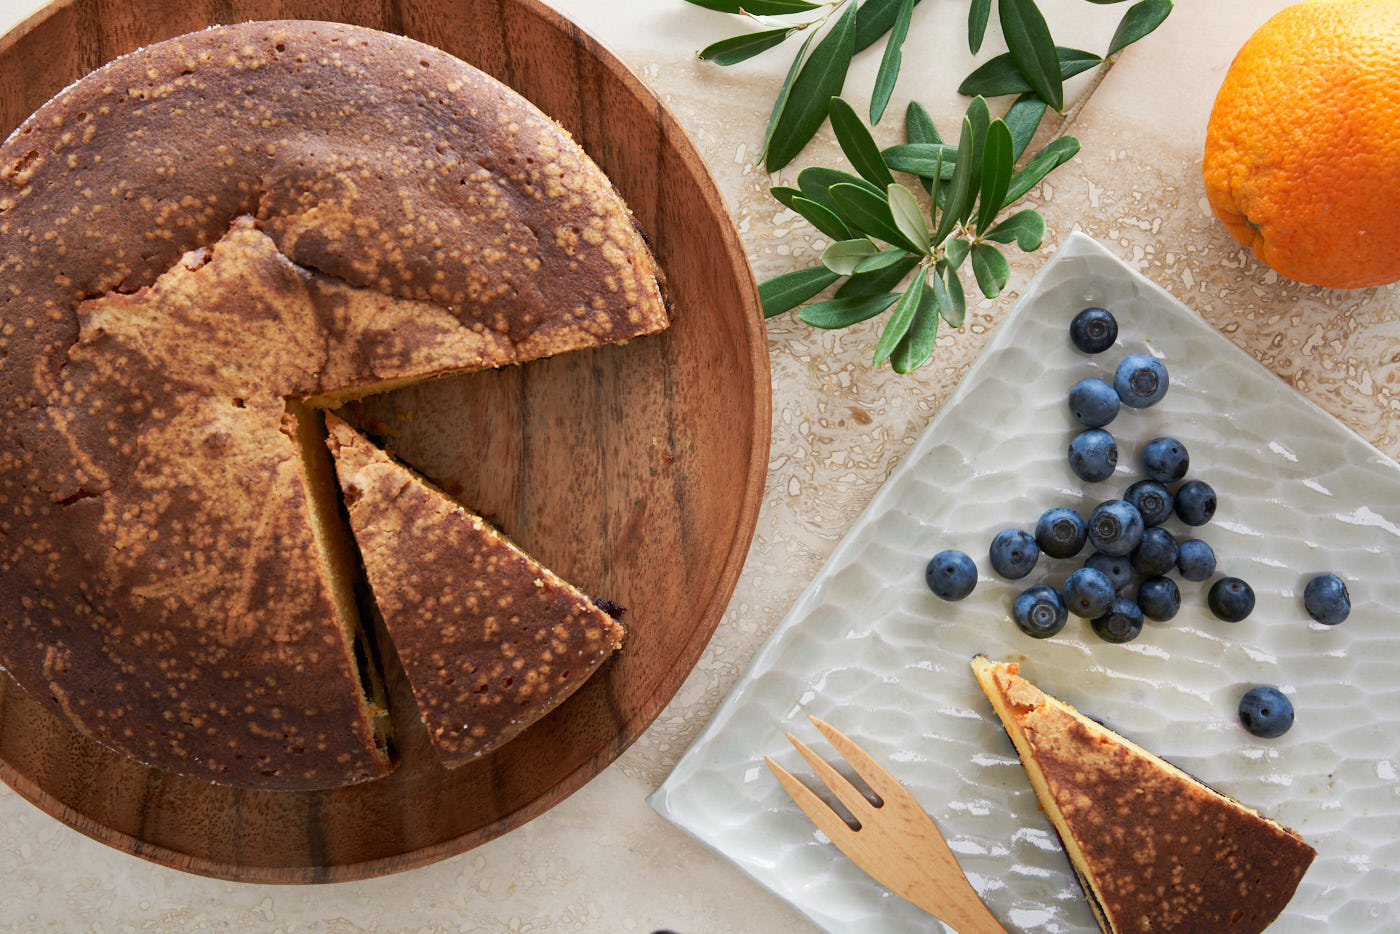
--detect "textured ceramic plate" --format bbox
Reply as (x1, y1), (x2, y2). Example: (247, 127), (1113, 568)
(651, 233), (1400, 933)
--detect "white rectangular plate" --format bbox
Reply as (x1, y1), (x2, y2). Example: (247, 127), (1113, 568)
(651, 233), (1400, 933)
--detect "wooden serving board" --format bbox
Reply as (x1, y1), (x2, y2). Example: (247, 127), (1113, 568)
(0, 0), (768, 882)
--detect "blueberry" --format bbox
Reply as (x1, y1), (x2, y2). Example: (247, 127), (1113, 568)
(1068, 378), (1120, 428)
(1069, 307), (1118, 354)
(1136, 576), (1181, 621)
(1131, 527), (1179, 576)
(1091, 597), (1144, 643)
(1141, 437), (1190, 483)
(1176, 539), (1217, 582)
(1175, 480), (1217, 526)
(1238, 686), (1294, 738)
(925, 550), (977, 601)
(1068, 429), (1118, 483)
(1303, 573), (1350, 625)
(1114, 354), (1169, 408)
(1062, 567), (1116, 619)
(1208, 577), (1255, 622)
(1123, 479), (1174, 527)
(1087, 500), (1145, 557)
(1035, 507), (1088, 560)
(989, 529), (1039, 580)
(1085, 552), (1134, 592)
(1012, 585), (1068, 639)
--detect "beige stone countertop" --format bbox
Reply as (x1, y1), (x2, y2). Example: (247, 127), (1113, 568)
(0, 0), (1394, 931)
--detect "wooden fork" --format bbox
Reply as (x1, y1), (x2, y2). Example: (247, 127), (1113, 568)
(766, 716), (1007, 934)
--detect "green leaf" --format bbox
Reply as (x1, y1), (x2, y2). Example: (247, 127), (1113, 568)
(887, 182), (931, 254)
(800, 292), (901, 328)
(984, 208), (1045, 250)
(880, 143), (958, 179)
(821, 237), (880, 275)
(890, 282), (939, 373)
(932, 116), (974, 245)
(968, 0), (992, 54)
(873, 270), (926, 366)
(1004, 94), (1048, 160)
(836, 254), (919, 297)
(997, 0), (1065, 109)
(854, 0), (925, 52)
(957, 48), (1101, 98)
(830, 183), (923, 253)
(975, 120), (1014, 233)
(904, 101), (942, 146)
(944, 236), (970, 269)
(793, 195), (856, 241)
(774, 189), (855, 241)
(765, 3), (858, 172)
(1002, 135), (1080, 206)
(699, 28), (796, 66)
(971, 242), (1011, 298)
(853, 245), (912, 273)
(760, 265), (839, 317)
(1108, 0), (1173, 57)
(928, 261), (952, 322)
(869, 0), (916, 124)
(761, 29), (817, 162)
(828, 97), (896, 189)
(963, 96), (991, 210)
(798, 166), (883, 215)
(938, 258), (967, 326)
(684, 0), (821, 13)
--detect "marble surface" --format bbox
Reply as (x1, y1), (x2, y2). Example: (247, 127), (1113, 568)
(1, 0), (1394, 931)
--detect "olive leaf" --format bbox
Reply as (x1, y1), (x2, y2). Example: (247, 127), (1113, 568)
(957, 47), (1101, 98)
(800, 291), (901, 328)
(830, 182), (923, 254)
(760, 265), (839, 317)
(968, 0), (993, 55)
(772, 187), (855, 241)
(1108, 0), (1173, 58)
(854, 0), (925, 52)
(939, 258), (967, 326)
(880, 143), (958, 180)
(873, 266), (927, 365)
(944, 236), (971, 269)
(798, 166), (882, 213)
(933, 117), (975, 245)
(1004, 94), (1048, 160)
(836, 254), (919, 297)
(829, 97), (895, 189)
(822, 238), (880, 275)
(699, 28), (796, 65)
(869, 0), (916, 124)
(890, 282), (940, 373)
(984, 209), (1045, 250)
(854, 245), (913, 273)
(684, 0), (820, 14)
(997, 0), (1063, 109)
(764, 3), (857, 172)
(975, 120), (1014, 234)
(887, 182), (932, 254)
(1002, 135), (1080, 206)
(971, 242), (1011, 298)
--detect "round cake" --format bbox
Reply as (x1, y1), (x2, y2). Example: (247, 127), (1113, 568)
(0, 21), (667, 790)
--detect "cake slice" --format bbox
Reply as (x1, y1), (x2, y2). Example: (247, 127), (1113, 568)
(971, 656), (1314, 934)
(324, 414), (626, 766)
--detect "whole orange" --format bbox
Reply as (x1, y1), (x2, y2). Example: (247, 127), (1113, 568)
(1202, 0), (1400, 290)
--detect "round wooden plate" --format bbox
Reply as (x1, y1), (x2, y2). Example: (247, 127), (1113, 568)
(0, 0), (768, 882)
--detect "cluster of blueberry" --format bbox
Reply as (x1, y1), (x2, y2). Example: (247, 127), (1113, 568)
(922, 307), (1354, 738)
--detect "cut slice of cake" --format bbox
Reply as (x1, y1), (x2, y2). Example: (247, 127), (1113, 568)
(971, 656), (1315, 934)
(324, 414), (626, 767)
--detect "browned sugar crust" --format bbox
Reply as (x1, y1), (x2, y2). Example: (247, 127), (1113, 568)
(325, 415), (625, 767)
(0, 21), (667, 789)
(983, 662), (1315, 934)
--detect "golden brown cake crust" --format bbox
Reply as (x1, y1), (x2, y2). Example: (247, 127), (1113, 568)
(325, 415), (625, 767)
(0, 21), (667, 788)
(978, 660), (1315, 934)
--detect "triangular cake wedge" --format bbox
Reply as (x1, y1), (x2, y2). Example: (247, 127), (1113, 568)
(324, 414), (626, 766)
(971, 656), (1315, 934)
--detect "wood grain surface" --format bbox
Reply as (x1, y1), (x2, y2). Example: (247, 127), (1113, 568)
(0, 0), (768, 882)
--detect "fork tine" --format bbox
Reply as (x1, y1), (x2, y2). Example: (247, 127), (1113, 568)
(765, 756), (857, 845)
(785, 730), (878, 823)
(808, 715), (909, 805)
